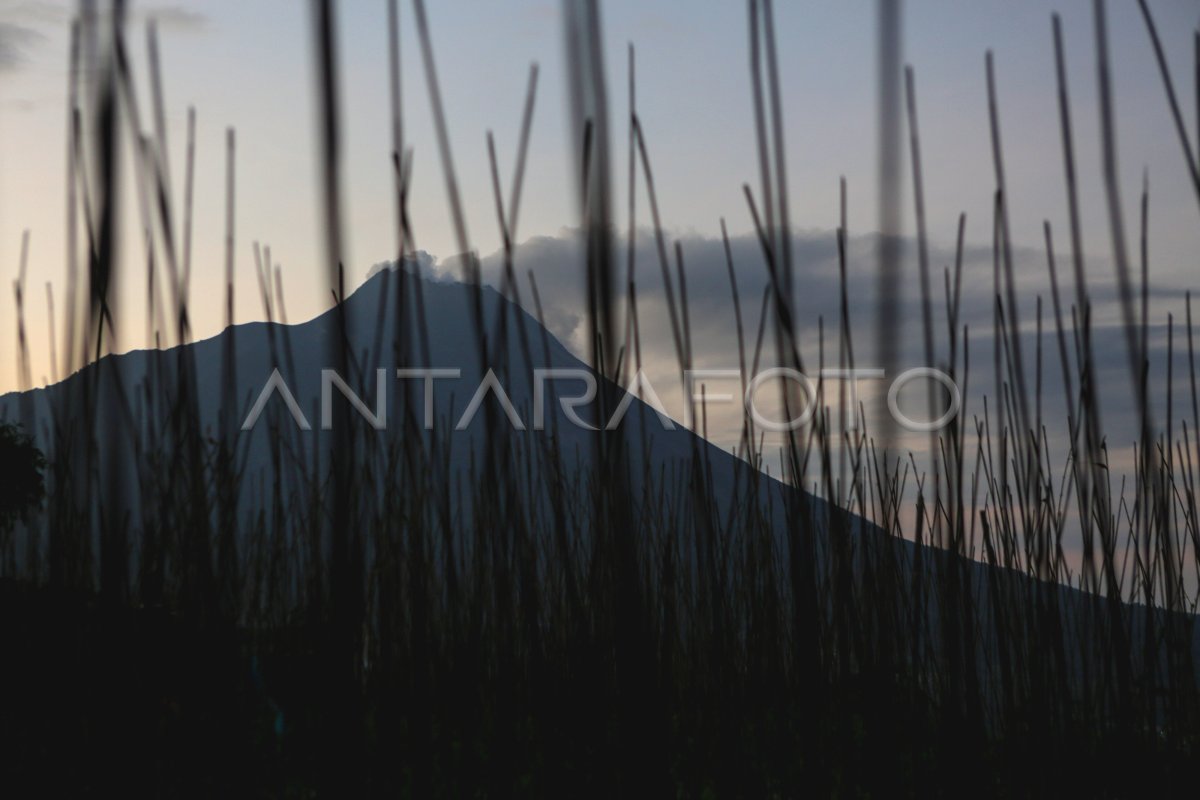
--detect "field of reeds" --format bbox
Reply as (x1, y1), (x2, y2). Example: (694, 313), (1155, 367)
(3, 0), (1200, 796)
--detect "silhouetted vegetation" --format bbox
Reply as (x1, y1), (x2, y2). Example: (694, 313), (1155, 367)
(0, 422), (44, 534)
(3, 0), (1200, 796)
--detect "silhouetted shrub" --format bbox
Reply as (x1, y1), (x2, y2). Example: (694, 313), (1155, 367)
(0, 422), (45, 532)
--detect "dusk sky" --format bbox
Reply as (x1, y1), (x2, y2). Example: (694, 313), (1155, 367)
(2, 0), (1199, 404)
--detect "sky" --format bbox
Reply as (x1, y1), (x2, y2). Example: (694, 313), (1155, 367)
(1, 0), (1199, 409)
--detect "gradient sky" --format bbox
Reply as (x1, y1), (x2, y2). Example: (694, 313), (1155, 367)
(1, 0), (1199, 400)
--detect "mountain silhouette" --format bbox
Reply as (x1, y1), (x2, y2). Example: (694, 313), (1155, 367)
(3, 263), (1197, 673)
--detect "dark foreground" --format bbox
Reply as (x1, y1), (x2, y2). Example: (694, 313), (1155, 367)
(4, 580), (1198, 798)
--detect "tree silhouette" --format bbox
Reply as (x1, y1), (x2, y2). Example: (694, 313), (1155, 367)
(0, 421), (45, 532)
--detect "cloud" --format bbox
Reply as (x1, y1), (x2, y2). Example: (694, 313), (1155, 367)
(140, 4), (206, 32)
(0, 97), (37, 112)
(0, 1), (207, 49)
(365, 251), (447, 284)
(473, 227), (1054, 373)
(0, 1), (70, 27)
(0, 21), (44, 72)
(449, 226), (1189, 463)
